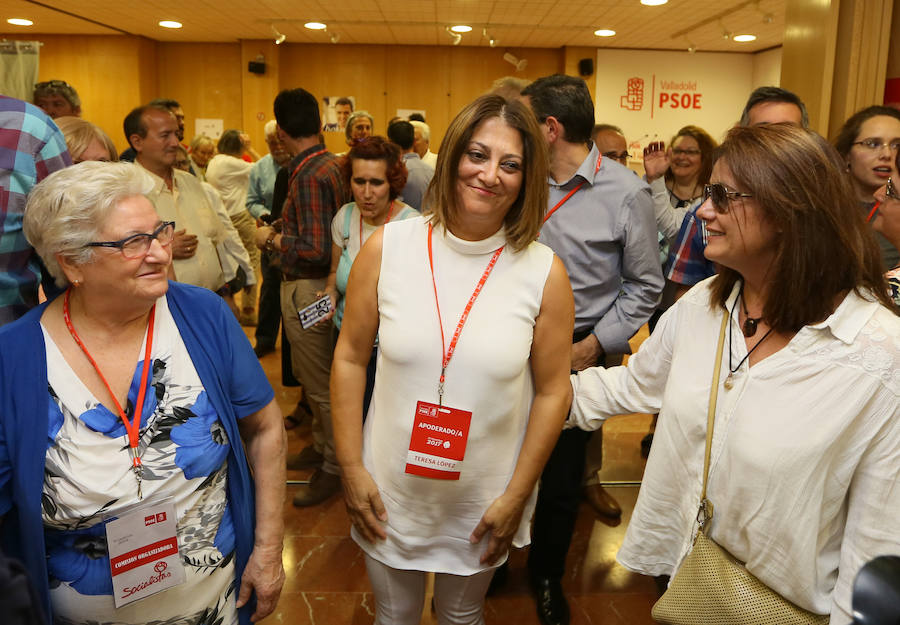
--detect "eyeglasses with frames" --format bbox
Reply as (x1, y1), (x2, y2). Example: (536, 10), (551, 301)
(602, 150), (629, 162)
(887, 177), (899, 201)
(852, 138), (900, 152)
(34, 80), (71, 89)
(671, 148), (702, 157)
(702, 184), (754, 214)
(85, 222), (176, 259)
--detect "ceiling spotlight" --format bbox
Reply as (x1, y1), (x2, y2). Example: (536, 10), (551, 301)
(7, 18), (34, 26)
(158, 20), (182, 29)
(733, 34), (757, 42)
(503, 52), (528, 72)
(687, 44), (697, 53)
(640, 0), (668, 5)
(329, 32), (341, 44)
(719, 21), (732, 39)
(483, 28), (497, 47)
(304, 22), (327, 30)
(594, 29), (616, 37)
(450, 24), (472, 33)
(271, 25), (286, 45)
(445, 26), (462, 45)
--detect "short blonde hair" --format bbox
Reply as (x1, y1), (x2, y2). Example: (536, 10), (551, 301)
(24, 162), (155, 287)
(427, 94), (549, 252)
(54, 116), (117, 162)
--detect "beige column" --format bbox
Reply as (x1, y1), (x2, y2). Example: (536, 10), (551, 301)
(781, 0), (895, 137)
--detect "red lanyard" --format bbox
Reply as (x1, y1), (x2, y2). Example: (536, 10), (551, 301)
(427, 223), (504, 406)
(359, 200), (394, 245)
(63, 289), (155, 500)
(289, 148), (328, 185)
(867, 201), (881, 223)
(542, 153), (603, 224)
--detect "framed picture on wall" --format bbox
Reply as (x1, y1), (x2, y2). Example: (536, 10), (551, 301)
(323, 96), (356, 132)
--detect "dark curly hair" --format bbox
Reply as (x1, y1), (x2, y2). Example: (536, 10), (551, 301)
(341, 136), (408, 200)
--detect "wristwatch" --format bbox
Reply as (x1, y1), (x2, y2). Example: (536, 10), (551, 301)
(264, 231), (277, 252)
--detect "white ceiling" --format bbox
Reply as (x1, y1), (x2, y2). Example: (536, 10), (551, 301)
(2, 0), (785, 52)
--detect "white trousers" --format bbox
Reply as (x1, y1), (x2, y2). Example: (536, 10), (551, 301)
(364, 555), (495, 625)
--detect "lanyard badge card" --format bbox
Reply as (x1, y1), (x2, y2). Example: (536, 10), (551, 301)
(105, 496), (185, 607)
(405, 224), (501, 481)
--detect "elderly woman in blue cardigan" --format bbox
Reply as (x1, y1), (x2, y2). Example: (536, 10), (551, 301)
(0, 162), (286, 624)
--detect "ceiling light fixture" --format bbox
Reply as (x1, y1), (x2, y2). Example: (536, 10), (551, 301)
(7, 18), (34, 26)
(450, 25), (472, 33)
(445, 26), (462, 45)
(733, 34), (757, 42)
(640, 0), (668, 5)
(503, 52), (528, 72)
(687, 44), (697, 53)
(158, 20), (182, 29)
(304, 22), (327, 30)
(329, 32), (341, 44)
(594, 29), (616, 37)
(271, 24), (286, 45)
(483, 28), (497, 47)
(719, 20), (732, 39)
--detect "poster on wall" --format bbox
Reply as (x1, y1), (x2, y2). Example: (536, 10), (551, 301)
(194, 118), (223, 140)
(323, 96), (356, 132)
(594, 49), (753, 161)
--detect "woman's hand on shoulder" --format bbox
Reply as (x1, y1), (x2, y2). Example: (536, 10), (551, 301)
(470, 493), (527, 566)
(341, 464), (388, 542)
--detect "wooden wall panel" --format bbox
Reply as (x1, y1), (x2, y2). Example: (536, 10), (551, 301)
(240, 41), (282, 154)
(155, 42), (243, 146)
(3, 34), (152, 152)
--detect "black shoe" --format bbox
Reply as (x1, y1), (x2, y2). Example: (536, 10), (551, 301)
(530, 576), (569, 625)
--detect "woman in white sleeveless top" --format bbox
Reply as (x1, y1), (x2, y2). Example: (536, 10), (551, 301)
(331, 95), (574, 624)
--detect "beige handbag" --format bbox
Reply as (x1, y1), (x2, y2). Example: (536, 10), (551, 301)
(651, 312), (829, 625)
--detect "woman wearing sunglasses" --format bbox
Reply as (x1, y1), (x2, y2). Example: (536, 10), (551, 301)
(568, 124), (899, 622)
(0, 162), (286, 624)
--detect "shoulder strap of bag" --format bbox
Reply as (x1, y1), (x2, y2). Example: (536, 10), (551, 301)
(698, 309), (730, 533)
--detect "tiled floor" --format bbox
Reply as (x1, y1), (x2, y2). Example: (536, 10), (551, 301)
(251, 326), (659, 624)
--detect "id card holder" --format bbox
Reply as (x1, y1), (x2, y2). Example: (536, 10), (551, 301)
(298, 294), (333, 329)
(405, 400), (472, 480)
(104, 497), (185, 608)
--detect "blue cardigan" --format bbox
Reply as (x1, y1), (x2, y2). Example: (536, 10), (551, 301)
(0, 282), (274, 624)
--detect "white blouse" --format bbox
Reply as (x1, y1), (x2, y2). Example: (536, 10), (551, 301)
(569, 278), (900, 624)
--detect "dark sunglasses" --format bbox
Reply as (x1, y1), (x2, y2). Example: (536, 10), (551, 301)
(702, 183), (754, 214)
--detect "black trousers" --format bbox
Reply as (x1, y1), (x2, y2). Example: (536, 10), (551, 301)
(527, 328), (603, 581)
(255, 253), (282, 350)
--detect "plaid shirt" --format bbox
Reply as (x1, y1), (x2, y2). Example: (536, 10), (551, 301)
(280, 144), (350, 279)
(0, 96), (71, 325)
(665, 206), (715, 286)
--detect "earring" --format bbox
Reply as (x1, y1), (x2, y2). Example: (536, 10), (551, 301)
(72, 279), (81, 287)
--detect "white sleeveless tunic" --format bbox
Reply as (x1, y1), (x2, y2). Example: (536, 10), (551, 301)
(353, 216), (554, 575)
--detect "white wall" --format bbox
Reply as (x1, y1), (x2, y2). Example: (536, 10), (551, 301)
(594, 48), (754, 153)
(752, 47), (783, 89)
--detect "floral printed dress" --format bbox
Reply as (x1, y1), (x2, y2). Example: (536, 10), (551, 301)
(40, 295), (238, 625)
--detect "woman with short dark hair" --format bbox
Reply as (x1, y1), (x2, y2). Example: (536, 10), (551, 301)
(570, 124), (899, 623)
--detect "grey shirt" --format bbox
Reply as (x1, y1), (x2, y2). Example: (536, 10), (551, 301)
(400, 152), (435, 211)
(539, 143), (663, 355)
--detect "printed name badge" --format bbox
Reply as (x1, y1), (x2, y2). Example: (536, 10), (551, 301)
(405, 400), (472, 480)
(298, 294), (333, 329)
(105, 498), (185, 608)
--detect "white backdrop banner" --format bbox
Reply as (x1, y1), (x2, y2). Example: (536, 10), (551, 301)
(594, 49), (754, 157)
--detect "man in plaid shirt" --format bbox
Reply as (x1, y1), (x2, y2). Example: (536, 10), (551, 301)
(0, 96), (71, 326)
(257, 88), (351, 506)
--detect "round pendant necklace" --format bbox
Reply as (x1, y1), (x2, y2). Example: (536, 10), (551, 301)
(725, 287), (774, 390)
(740, 289), (764, 338)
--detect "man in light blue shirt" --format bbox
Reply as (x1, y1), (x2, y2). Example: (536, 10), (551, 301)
(387, 120), (434, 211)
(521, 75), (663, 625)
(247, 121), (292, 355)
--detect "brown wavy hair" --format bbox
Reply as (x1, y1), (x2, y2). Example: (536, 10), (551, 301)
(709, 124), (894, 330)
(341, 136), (408, 200)
(664, 125), (717, 189)
(427, 94), (549, 252)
